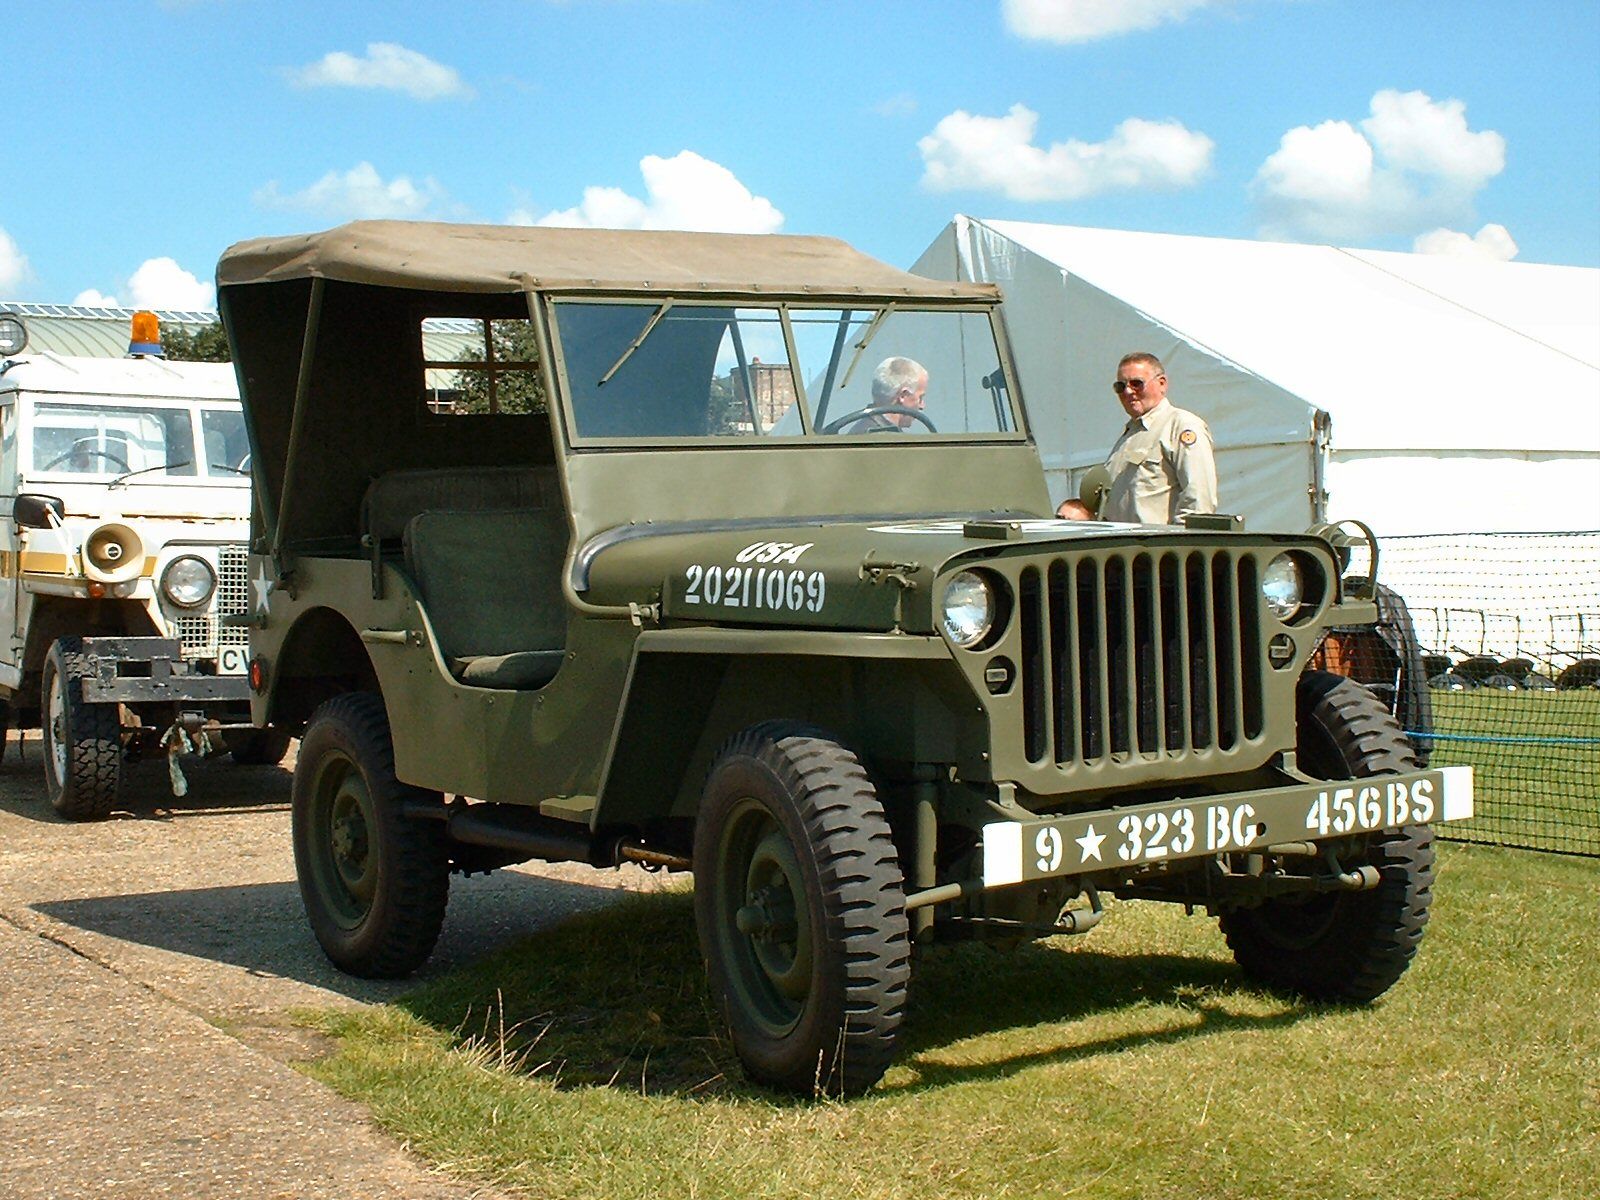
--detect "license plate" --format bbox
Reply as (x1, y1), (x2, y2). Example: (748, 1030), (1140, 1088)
(983, 766), (1473, 887)
(217, 645), (250, 675)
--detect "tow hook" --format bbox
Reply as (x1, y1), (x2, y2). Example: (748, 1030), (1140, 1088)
(157, 712), (222, 798)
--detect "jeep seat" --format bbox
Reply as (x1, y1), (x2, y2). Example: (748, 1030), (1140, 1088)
(403, 507), (569, 689)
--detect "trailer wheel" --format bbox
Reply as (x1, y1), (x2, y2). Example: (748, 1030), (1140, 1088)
(226, 727), (292, 766)
(292, 692), (448, 978)
(694, 721), (910, 1097)
(41, 638), (122, 821)
(1220, 671), (1435, 1002)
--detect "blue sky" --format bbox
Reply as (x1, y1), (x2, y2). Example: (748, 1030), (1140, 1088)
(4, 0), (1597, 310)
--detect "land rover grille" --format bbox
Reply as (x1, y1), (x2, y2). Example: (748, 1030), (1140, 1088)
(176, 545), (250, 658)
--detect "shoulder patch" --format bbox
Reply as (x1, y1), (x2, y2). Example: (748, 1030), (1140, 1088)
(1179, 429), (1197, 446)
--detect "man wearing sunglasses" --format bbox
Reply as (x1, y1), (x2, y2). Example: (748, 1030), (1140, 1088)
(1056, 351), (1217, 523)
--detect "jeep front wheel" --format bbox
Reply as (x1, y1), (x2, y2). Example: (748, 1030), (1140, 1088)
(1220, 670), (1435, 1002)
(41, 637), (122, 820)
(694, 722), (910, 1097)
(292, 692), (449, 978)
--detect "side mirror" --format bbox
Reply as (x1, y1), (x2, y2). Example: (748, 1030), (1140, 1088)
(14, 493), (65, 529)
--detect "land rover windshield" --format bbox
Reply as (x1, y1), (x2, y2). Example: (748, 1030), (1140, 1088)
(28, 400), (252, 481)
(551, 301), (1019, 442)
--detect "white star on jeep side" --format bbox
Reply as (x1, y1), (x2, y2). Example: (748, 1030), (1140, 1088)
(1076, 824), (1106, 862)
(252, 562), (274, 613)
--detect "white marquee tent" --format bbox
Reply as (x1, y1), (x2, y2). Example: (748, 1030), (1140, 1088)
(912, 216), (1600, 539)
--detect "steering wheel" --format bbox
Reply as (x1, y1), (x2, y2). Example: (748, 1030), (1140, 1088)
(43, 441), (131, 472)
(819, 404), (939, 435)
(235, 453), (252, 472)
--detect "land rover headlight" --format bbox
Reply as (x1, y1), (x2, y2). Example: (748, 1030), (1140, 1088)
(1262, 553), (1304, 621)
(940, 570), (995, 648)
(162, 556), (215, 609)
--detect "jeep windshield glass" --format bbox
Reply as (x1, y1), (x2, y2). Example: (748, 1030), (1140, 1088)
(553, 301), (1016, 441)
(28, 401), (199, 479)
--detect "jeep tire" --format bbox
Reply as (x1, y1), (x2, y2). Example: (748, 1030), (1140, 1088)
(42, 637), (122, 820)
(1220, 670), (1435, 1002)
(694, 721), (910, 1097)
(292, 692), (449, 978)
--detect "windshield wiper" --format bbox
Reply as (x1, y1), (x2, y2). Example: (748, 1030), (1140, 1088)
(838, 303), (895, 390)
(109, 460), (192, 489)
(598, 300), (674, 386)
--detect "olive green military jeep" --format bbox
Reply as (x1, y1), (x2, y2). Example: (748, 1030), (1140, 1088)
(219, 221), (1473, 1096)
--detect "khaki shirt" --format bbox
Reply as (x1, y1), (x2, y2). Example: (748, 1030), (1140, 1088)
(1101, 399), (1218, 524)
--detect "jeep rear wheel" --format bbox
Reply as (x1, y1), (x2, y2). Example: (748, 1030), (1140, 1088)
(1220, 670), (1435, 1002)
(41, 637), (122, 821)
(292, 692), (449, 978)
(694, 722), (910, 1097)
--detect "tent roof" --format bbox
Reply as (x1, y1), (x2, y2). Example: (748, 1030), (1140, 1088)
(965, 218), (1600, 453)
(218, 220), (998, 301)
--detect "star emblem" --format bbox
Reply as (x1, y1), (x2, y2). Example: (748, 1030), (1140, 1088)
(1075, 824), (1106, 863)
(252, 561), (274, 614)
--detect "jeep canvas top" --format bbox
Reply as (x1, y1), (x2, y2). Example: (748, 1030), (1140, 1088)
(219, 221), (1474, 1096)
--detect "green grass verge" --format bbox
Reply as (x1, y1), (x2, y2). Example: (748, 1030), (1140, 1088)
(1426, 690), (1599, 855)
(296, 844), (1599, 1200)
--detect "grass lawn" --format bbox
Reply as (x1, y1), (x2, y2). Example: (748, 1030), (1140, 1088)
(1426, 690), (1599, 855)
(297, 843), (1598, 1200)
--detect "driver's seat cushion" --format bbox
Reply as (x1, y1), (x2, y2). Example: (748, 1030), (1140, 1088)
(403, 507), (568, 689)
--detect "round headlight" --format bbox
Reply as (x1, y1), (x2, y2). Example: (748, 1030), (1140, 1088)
(162, 556), (216, 609)
(941, 570), (994, 648)
(1262, 553), (1304, 621)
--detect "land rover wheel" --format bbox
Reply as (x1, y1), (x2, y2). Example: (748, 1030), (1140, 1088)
(1220, 670), (1435, 1002)
(226, 727), (292, 766)
(292, 692), (449, 978)
(41, 637), (122, 821)
(694, 722), (910, 1097)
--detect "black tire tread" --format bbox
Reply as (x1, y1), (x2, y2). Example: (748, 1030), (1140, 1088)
(1221, 671), (1435, 1002)
(293, 692), (449, 978)
(696, 719), (910, 1097)
(44, 637), (122, 821)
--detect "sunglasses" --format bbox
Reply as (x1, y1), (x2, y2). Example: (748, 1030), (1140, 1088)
(1112, 377), (1160, 394)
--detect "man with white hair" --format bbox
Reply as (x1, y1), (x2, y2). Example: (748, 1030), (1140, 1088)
(847, 356), (928, 432)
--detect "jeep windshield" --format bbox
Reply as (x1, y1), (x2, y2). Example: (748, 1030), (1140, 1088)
(551, 301), (1019, 442)
(28, 401), (251, 481)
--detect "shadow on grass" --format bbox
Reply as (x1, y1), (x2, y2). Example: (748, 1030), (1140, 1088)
(392, 890), (1309, 1102)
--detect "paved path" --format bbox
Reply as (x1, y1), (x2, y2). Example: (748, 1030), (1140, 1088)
(0, 734), (658, 1199)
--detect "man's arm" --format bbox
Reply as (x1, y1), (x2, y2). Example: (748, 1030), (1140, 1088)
(1171, 419), (1218, 518)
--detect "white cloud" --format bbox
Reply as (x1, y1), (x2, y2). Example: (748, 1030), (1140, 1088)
(0, 227), (30, 292)
(254, 162), (447, 220)
(918, 104), (1213, 201)
(127, 258), (215, 309)
(1254, 89), (1507, 242)
(288, 43), (473, 101)
(72, 289), (120, 308)
(1003, 0), (1216, 43)
(1413, 223), (1518, 261)
(535, 151), (784, 233)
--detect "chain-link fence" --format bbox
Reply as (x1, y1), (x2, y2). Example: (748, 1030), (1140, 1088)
(1351, 531), (1600, 857)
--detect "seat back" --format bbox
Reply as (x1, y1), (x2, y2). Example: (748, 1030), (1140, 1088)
(363, 466), (561, 544)
(403, 507), (569, 662)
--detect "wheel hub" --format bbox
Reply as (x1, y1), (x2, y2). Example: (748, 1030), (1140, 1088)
(736, 884), (797, 943)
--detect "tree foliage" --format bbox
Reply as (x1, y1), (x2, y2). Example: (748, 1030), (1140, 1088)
(161, 320), (232, 362)
(451, 319), (547, 414)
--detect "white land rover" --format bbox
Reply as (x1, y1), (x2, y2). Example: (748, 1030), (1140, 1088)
(0, 311), (278, 819)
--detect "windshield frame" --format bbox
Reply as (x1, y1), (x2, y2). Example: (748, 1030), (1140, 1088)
(543, 294), (1027, 450)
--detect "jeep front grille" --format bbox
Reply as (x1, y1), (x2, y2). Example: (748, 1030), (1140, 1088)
(1016, 550), (1264, 766)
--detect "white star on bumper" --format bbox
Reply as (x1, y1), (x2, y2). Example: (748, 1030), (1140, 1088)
(1076, 824), (1106, 862)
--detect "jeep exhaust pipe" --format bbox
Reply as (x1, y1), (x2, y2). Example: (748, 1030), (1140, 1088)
(426, 801), (691, 873)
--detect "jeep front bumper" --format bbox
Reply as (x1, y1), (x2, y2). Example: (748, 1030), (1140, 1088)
(77, 637), (251, 705)
(981, 766), (1473, 887)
